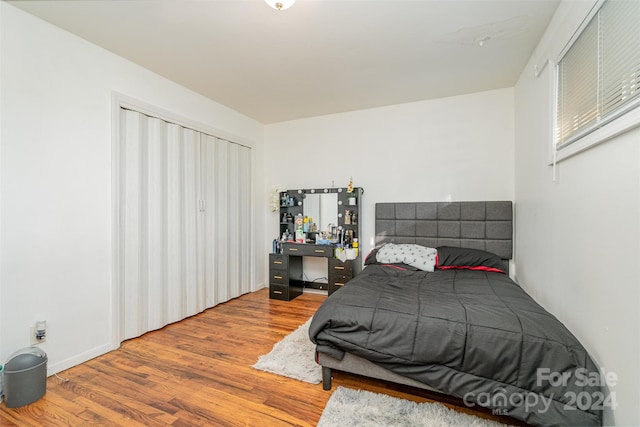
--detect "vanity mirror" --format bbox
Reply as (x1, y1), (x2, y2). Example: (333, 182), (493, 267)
(277, 187), (361, 244)
(303, 192), (338, 234)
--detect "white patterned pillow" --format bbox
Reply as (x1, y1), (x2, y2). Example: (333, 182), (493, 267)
(375, 243), (437, 272)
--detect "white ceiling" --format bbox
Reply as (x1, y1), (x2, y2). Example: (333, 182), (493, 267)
(9, 0), (559, 124)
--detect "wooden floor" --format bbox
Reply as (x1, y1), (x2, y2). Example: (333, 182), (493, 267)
(0, 288), (524, 426)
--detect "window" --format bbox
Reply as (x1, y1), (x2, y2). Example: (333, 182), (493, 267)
(556, 0), (640, 149)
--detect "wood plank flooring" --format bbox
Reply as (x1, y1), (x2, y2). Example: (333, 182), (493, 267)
(0, 289), (525, 426)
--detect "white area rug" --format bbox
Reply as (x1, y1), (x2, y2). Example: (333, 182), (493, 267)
(318, 387), (512, 427)
(251, 317), (322, 384)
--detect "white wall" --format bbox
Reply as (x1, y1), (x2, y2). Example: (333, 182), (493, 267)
(0, 3), (264, 372)
(264, 88), (515, 261)
(514, 2), (640, 425)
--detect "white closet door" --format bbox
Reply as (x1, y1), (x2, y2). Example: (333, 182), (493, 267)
(120, 109), (143, 341)
(119, 109), (200, 340)
(118, 108), (252, 342)
(200, 136), (252, 305)
(226, 142), (252, 297)
(200, 134), (219, 307)
(164, 123), (201, 323)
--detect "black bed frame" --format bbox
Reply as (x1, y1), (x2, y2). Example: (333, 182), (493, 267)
(318, 200), (513, 390)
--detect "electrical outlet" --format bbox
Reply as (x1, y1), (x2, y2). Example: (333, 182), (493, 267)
(30, 324), (46, 345)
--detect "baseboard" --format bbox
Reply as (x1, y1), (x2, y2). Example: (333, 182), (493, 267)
(47, 343), (115, 376)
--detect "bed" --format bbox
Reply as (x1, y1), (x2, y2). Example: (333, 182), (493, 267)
(309, 201), (602, 427)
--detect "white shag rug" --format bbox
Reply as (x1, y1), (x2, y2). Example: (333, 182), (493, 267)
(252, 317), (322, 384)
(318, 387), (512, 427)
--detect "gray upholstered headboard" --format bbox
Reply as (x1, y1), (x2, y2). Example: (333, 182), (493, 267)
(375, 201), (513, 260)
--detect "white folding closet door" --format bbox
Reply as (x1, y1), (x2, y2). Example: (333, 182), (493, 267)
(164, 123), (201, 324)
(118, 108), (251, 342)
(120, 109), (143, 341)
(119, 109), (200, 340)
(200, 136), (252, 306)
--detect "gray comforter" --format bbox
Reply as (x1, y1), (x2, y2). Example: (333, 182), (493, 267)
(309, 265), (602, 426)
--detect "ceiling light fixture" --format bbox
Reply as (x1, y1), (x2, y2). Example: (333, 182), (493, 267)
(265, 0), (296, 11)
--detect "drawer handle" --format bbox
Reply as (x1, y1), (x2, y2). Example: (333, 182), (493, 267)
(273, 275), (283, 280)
(334, 266), (345, 270)
(315, 250), (326, 253)
(335, 282), (345, 287)
(289, 248), (298, 252)
(273, 261), (283, 264)
(273, 290), (283, 295)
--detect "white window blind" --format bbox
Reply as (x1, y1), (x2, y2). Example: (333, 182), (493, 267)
(556, 0), (640, 148)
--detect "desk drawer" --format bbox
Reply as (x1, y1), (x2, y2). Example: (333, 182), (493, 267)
(328, 281), (347, 295)
(283, 244), (333, 257)
(269, 284), (290, 301)
(269, 270), (289, 285)
(329, 278), (349, 287)
(269, 283), (302, 301)
(269, 254), (288, 270)
(329, 258), (353, 275)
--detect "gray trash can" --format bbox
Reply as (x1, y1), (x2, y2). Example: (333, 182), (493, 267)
(4, 347), (47, 408)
